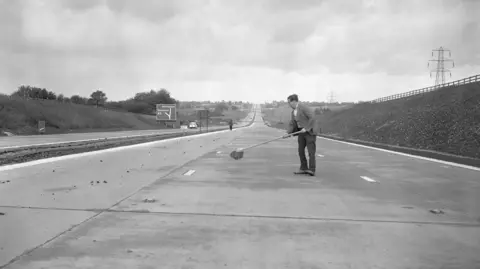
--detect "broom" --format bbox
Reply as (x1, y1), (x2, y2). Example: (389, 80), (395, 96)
(230, 130), (304, 160)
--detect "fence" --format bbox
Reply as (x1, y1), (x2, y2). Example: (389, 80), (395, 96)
(370, 74), (480, 103)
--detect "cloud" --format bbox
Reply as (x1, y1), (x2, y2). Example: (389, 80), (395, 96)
(105, 0), (177, 23)
(0, 0), (479, 103)
(58, 0), (101, 12)
(262, 0), (325, 11)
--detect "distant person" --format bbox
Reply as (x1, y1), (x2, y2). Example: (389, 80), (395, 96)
(228, 119), (233, 130)
(283, 94), (318, 176)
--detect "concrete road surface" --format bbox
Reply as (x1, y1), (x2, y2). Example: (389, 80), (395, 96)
(0, 115), (253, 150)
(1, 107), (479, 268)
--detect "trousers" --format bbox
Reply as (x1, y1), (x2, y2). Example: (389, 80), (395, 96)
(298, 132), (316, 172)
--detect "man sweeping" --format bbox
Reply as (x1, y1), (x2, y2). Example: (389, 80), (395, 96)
(283, 94), (318, 176)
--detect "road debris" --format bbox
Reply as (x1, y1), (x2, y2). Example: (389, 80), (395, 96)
(429, 209), (445, 215)
(0, 125), (252, 167)
(143, 198), (156, 203)
(90, 181), (107, 185)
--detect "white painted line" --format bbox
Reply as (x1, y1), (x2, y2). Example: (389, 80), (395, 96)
(318, 136), (480, 172)
(361, 176), (377, 183)
(183, 170), (196, 176)
(0, 118), (256, 172)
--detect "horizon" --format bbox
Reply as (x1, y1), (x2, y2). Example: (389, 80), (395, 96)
(1, 0), (478, 104)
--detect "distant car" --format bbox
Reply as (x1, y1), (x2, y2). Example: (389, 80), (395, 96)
(188, 122), (198, 129)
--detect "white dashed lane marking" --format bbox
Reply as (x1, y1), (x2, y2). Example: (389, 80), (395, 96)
(183, 170), (196, 176)
(361, 176), (377, 183)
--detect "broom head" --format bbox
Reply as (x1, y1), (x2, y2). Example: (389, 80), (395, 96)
(230, 148), (244, 160)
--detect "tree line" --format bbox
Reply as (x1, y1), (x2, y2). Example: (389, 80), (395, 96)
(108, 89), (177, 114)
(11, 85), (177, 115)
(12, 85), (108, 106)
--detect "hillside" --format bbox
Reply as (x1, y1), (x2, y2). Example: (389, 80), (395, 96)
(0, 95), (162, 135)
(316, 82), (480, 159)
(262, 82), (480, 159)
(0, 95), (251, 135)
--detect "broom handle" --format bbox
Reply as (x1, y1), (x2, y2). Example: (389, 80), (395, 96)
(240, 130), (304, 151)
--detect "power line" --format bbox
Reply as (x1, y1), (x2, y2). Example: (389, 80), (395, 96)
(327, 91), (336, 104)
(428, 46), (455, 86)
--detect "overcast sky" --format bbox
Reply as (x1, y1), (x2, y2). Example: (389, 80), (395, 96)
(0, 0), (478, 103)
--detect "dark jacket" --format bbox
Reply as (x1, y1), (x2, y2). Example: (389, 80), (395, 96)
(287, 102), (320, 135)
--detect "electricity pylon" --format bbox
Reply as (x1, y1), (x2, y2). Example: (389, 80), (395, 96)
(428, 46), (454, 86)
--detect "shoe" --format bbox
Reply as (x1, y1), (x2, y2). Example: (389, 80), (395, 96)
(305, 170), (315, 176)
(294, 169), (307, 175)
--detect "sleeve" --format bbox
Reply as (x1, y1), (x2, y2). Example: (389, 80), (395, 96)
(287, 110), (296, 134)
(302, 105), (315, 131)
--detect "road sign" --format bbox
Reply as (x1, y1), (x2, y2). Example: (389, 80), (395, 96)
(38, 121), (45, 134)
(156, 104), (176, 121)
(197, 109), (209, 132)
(197, 109), (209, 119)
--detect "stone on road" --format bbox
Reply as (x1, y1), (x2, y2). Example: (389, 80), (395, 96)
(1, 106), (479, 268)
